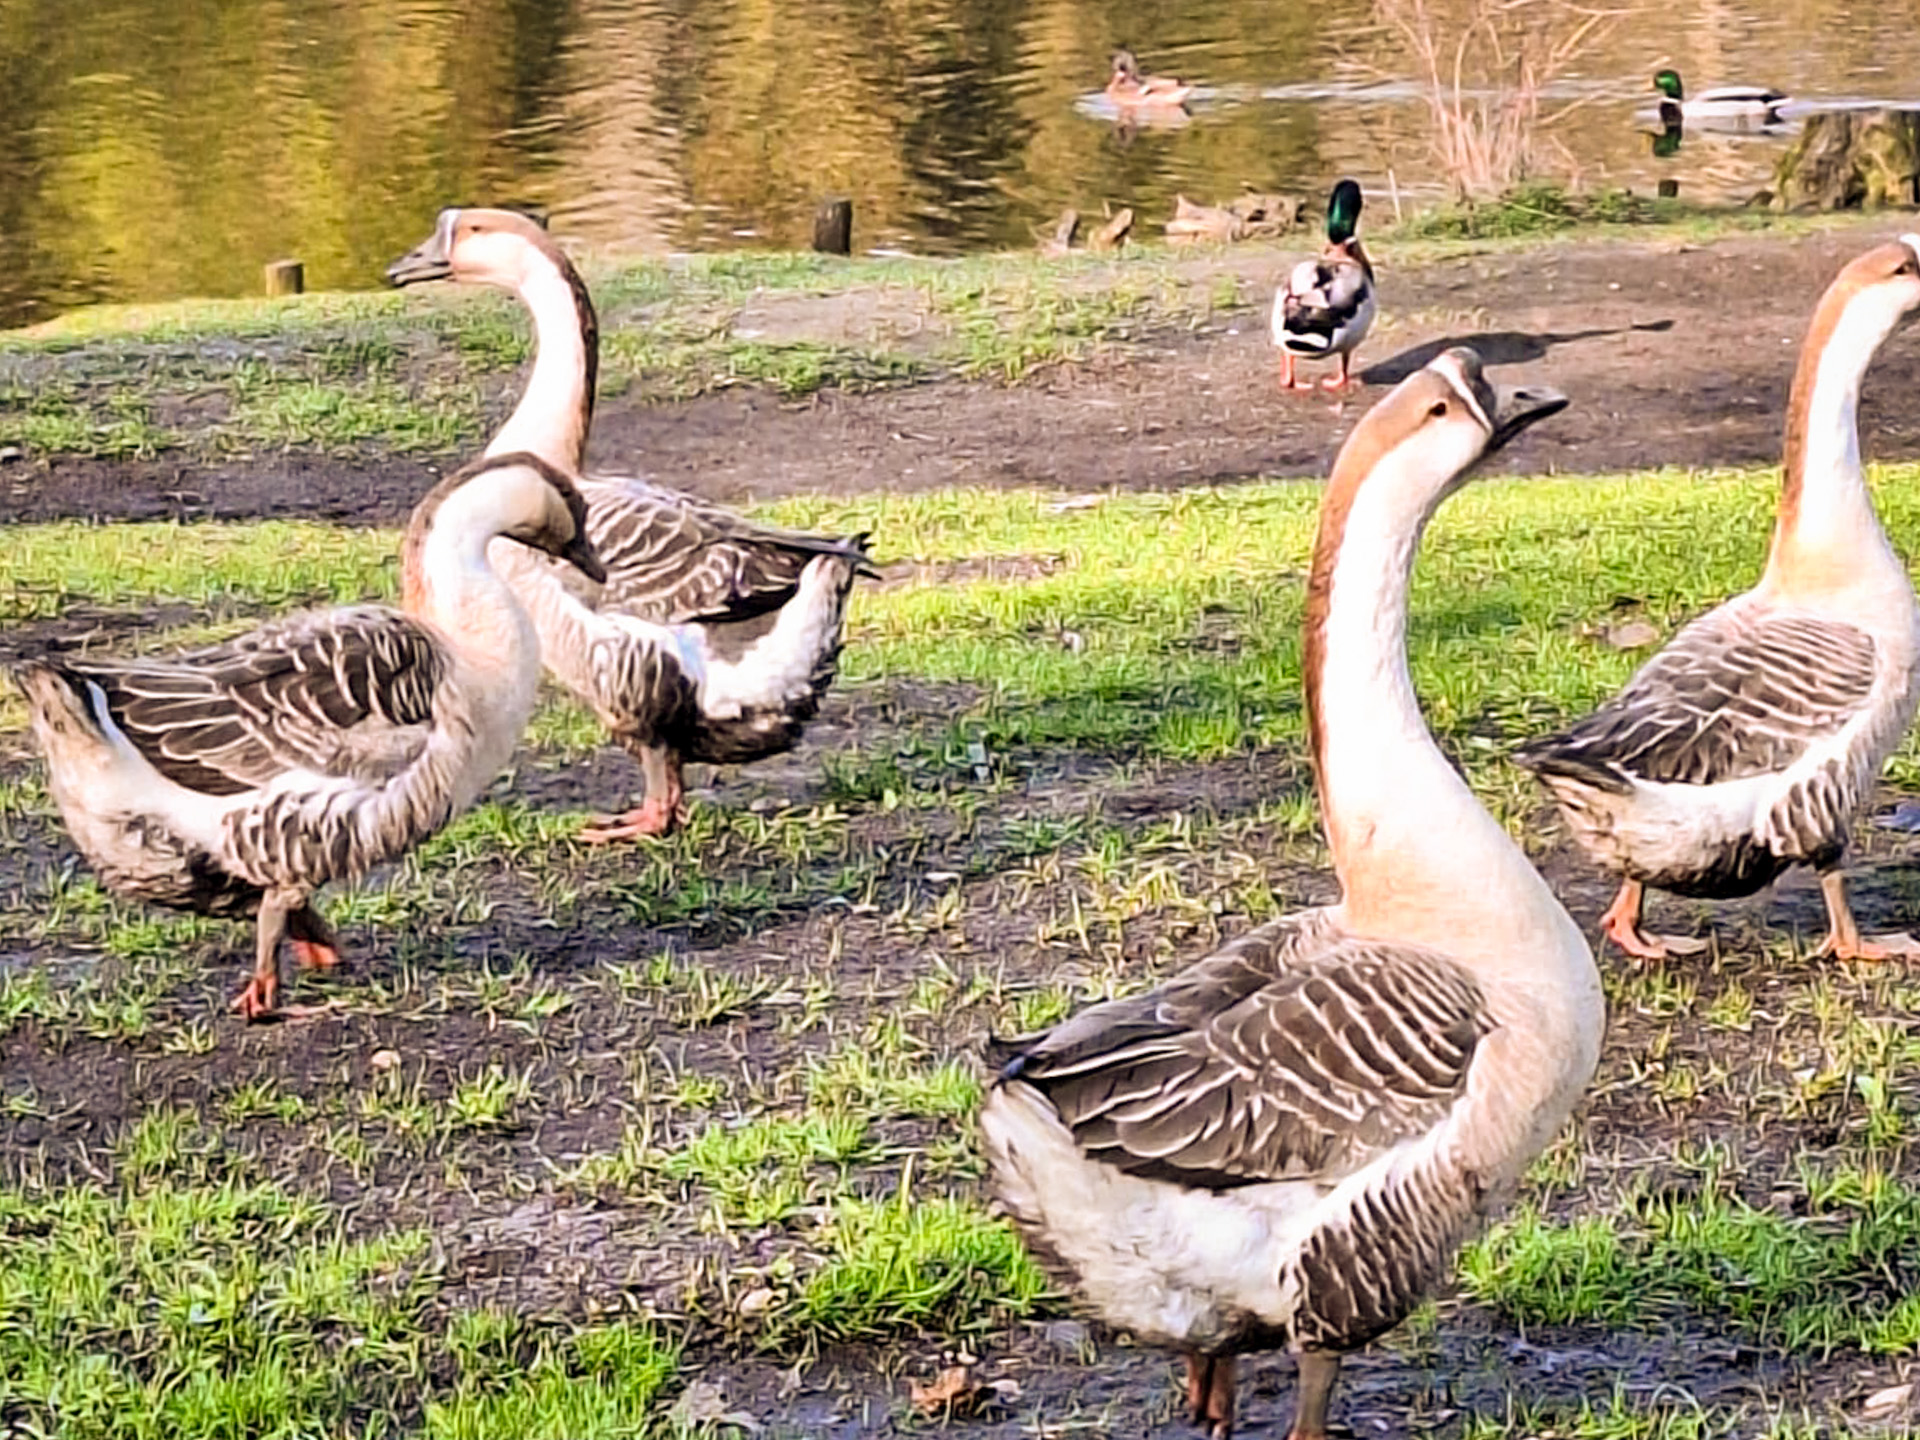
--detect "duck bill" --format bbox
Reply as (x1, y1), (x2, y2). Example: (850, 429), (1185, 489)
(1487, 384), (1570, 452)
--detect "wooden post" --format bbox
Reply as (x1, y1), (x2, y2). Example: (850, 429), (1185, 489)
(264, 260), (304, 297)
(811, 198), (853, 255)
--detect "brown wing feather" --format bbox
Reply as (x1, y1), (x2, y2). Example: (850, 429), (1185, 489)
(581, 477), (872, 624)
(998, 911), (1491, 1189)
(1514, 608), (1877, 788)
(56, 607), (446, 796)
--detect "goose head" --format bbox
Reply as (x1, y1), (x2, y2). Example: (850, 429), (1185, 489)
(1323, 347), (1567, 523)
(402, 453), (605, 615)
(386, 208), (562, 293)
(1110, 49), (1141, 83)
(480, 453), (605, 582)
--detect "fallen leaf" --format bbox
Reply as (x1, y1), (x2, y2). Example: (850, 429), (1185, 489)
(910, 1365), (979, 1418)
(1863, 1383), (1912, 1418)
(1603, 618), (1660, 650)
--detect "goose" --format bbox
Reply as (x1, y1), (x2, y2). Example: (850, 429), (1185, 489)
(981, 350), (1596, 1440)
(15, 452), (604, 1018)
(1652, 68), (1788, 124)
(1513, 239), (1920, 962)
(1274, 180), (1376, 393)
(1107, 49), (1193, 109)
(387, 208), (874, 840)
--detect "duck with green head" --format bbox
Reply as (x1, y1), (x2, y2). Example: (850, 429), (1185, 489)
(1652, 67), (1787, 124)
(1273, 180), (1376, 393)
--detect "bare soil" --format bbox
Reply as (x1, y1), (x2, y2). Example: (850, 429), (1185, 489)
(8, 226), (1920, 526)
(6, 226), (1920, 1438)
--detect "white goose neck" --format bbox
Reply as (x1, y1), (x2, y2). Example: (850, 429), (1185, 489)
(404, 475), (542, 678)
(1767, 293), (1903, 592)
(1307, 446), (1559, 954)
(485, 254), (595, 476)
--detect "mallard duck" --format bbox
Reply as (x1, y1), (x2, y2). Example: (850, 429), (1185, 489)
(16, 453), (605, 1017)
(1513, 239), (1920, 962)
(1274, 180), (1376, 393)
(982, 350), (1595, 1440)
(1652, 68), (1787, 124)
(387, 208), (874, 841)
(1107, 48), (1192, 108)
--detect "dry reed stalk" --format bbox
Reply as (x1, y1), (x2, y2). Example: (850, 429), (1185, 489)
(1368, 0), (1631, 197)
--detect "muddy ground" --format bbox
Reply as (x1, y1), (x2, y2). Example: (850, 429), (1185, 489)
(7, 224), (1920, 1438)
(7, 224), (1920, 526)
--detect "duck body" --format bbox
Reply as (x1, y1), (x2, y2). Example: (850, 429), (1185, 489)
(1514, 239), (1920, 961)
(1106, 48), (1192, 108)
(1276, 180), (1375, 392)
(1652, 68), (1787, 122)
(984, 351), (1596, 1439)
(17, 453), (603, 1016)
(388, 209), (872, 840)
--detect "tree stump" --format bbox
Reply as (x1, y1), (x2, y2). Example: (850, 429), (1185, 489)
(1772, 110), (1920, 211)
(812, 198), (853, 255)
(263, 259), (304, 296)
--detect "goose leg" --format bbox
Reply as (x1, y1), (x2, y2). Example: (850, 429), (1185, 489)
(1183, 1353), (1235, 1439)
(1599, 878), (1706, 961)
(1287, 1352), (1339, 1440)
(582, 746), (687, 842)
(287, 903), (341, 972)
(233, 894), (292, 1020)
(1815, 869), (1920, 960)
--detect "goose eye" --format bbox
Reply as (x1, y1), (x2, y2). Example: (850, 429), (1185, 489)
(1898, 258), (1919, 277)
(1428, 401), (1449, 419)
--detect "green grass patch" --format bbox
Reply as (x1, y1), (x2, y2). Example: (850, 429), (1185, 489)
(1464, 1166), (1920, 1354)
(0, 1156), (681, 1438)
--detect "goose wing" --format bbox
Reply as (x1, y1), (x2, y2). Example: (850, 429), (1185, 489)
(1514, 609), (1878, 788)
(581, 477), (872, 625)
(58, 606), (446, 796)
(995, 912), (1492, 1188)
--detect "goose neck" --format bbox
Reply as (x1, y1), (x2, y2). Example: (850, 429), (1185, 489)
(401, 478), (542, 682)
(1768, 289), (1902, 590)
(485, 251), (598, 475)
(1303, 453), (1548, 946)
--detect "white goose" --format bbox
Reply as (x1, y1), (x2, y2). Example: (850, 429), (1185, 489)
(1514, 239), (1920, 962)
(16, 453), (604, 1018)
(982, 351), (1597, 1440)
(387, 208), (873, 840)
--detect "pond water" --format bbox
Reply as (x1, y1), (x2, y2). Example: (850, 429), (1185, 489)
(4, 0), (1918, 328)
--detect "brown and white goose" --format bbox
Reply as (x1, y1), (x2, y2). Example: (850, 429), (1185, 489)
(387, 208), (873, 840)
(981, 351), (1597, 1440)
(15, 453), (604, 1018)
(1514, 239), (1920, 962)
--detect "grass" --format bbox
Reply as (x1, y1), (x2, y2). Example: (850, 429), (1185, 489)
(10, 462), (1920, 1434)
(0, 197), (1889, 460)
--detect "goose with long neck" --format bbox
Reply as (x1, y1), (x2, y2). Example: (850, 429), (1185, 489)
(1515, 239), (1920, 962)
(15, 453), (603, 1018)
(981, 350), (1595, 1440)
(388, 208), (875, 840)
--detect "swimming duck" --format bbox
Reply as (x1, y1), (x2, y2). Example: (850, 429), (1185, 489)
(1274, 180), (1376, 393)
(16, 453), (605, 1017)
(1107, 48), (1193, 109)
(1513, 239), (1920, 962)
(983, 350), (1596, 1440)
(1652, 68), (1788, 124)
(387, 209), (873, 841)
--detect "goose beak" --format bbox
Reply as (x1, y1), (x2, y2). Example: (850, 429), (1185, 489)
(386, 233), (452, 288)
(1487, 383), (1569, 452)
(559, 532), (607, 584)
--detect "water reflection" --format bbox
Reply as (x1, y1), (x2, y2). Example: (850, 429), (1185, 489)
(3, 0), (1920, 327)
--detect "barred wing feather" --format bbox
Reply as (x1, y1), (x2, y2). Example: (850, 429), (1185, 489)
(1515, 610), (1877, 787)
(999, 912), (1491, 1189)
(55, 606), (445, 796)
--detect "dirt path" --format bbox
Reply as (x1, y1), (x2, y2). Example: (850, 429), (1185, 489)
(8, 225), (1920, 527)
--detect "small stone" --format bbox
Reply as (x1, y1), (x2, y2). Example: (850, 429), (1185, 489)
(1603, 618), (1660, 650)
(369, 1048), (401, 1073)
(1863, 1383), (1912, 1419)
(736, 1286), (776, 1317)
(0, 446), (22, 463)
